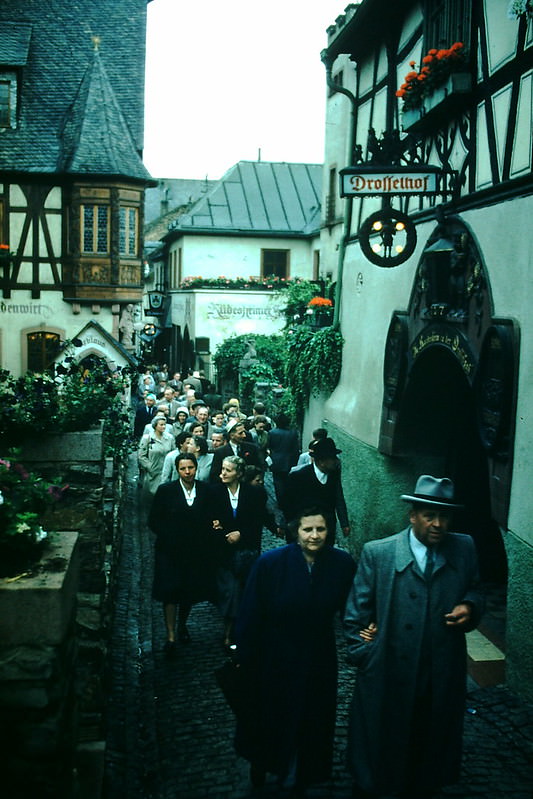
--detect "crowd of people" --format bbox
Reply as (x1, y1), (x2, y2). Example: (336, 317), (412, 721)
(132, 365), (485, 799)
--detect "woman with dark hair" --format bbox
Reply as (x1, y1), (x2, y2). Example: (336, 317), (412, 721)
(211, 455), (277, 648)
(148, 452), (217, 655)
(234, 508), (356, 797)
(186, 434), (214, 481)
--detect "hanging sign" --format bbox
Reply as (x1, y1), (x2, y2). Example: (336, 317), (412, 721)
(340, 166), (441, 197)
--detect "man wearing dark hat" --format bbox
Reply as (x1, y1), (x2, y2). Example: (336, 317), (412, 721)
(344, 475), (484, 799)
(282, 436), (350, 544)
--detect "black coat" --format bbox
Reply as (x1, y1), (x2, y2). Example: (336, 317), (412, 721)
(209, 482), (274, 555)
(282, 464), (349, 543)
(267, 427), (300, 474)
(209, 441), (262, 482)
(148, 480), (217, 604)
(235, 543), (356, 784)
(134, 403), (156, 438)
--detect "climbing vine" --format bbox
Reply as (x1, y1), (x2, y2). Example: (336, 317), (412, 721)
(284, 326), (344, 421)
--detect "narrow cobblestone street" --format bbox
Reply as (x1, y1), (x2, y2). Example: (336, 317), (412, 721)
(103, 458), (533, 799)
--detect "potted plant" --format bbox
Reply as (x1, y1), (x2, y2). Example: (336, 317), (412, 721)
(397, 42), (470, 132)
(306, 296), (334, 329)
(0, 454), (67, 577)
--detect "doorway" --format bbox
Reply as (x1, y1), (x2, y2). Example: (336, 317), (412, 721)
(394, 345), (507, 583)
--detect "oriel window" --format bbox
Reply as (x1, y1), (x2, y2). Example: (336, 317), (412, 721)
(81, 204), (110, 254)
(119, 207), (138, 256)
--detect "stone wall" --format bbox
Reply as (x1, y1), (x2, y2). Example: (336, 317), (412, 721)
(8, 427), (128, 797)
(0, 531), (79, 798)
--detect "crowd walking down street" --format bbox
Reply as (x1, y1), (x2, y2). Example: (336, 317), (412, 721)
(103, 455), (533, 799)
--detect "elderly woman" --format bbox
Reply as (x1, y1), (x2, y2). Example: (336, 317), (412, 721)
(137, 415), (175, 504)
(186, 435), (214, 482)
(234, 508), (356, 797)
(148, 452), (217, 654)
(210, 455), (277, 648)
(171, 406), (189, 438)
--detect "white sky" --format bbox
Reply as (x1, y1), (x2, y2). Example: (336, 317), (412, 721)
(143, 0), (348, 180)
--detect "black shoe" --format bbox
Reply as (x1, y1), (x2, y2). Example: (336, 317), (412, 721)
(178, 627), (191, 643)
(164, 640), (177, 658)
(250, 763), (266, 788)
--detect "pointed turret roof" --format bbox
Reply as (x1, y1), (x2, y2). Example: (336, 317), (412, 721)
(59, 45), (152, 181)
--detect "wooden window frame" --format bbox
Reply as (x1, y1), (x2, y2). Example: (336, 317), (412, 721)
(261, 248), (290, 280)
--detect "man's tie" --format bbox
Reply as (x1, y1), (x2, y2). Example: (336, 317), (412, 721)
(424, 547), (434, 581)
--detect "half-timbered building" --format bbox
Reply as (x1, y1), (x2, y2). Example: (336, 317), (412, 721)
(320, 0), (532, 698)
(0, 0), (154, 375)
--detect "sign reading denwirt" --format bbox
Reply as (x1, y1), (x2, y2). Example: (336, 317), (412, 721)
(340, 166), (441, 197)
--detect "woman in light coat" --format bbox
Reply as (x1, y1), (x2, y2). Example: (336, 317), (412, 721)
(138, 416), (175, 504)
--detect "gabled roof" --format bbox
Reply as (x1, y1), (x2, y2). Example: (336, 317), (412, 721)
(59, 47), (152, 181)
(167, 161), (322, 237)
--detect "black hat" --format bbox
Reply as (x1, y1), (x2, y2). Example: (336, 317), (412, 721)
(400, 475), (463, 509)
(311, 437), (341, 459)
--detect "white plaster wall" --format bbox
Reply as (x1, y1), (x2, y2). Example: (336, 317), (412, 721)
(0, 290), (115, 376)
(170, 289), (286, 356)
(171, 235), (317, 281)
(323, 223), (429, 447)
(460, 197), (533, 546)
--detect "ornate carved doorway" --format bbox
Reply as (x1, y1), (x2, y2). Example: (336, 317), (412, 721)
(379, 215), (518, 581)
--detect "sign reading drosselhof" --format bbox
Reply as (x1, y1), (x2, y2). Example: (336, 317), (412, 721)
(340, 167), (440, 197)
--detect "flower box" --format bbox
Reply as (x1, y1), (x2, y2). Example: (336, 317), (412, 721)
(401, 72), (472, 134)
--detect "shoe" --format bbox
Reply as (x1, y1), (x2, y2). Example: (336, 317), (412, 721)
(178, 627), (191, 643)
(250, 763), (266, 788)
(164, 640), (177, 657)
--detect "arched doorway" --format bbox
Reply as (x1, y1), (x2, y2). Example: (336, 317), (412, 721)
(394, 345), (507, 582)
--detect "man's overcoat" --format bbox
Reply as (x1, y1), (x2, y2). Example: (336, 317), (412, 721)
(344, 528), (484, 795)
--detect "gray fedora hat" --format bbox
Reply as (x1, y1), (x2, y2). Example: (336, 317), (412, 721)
(401, 475), (463, 509)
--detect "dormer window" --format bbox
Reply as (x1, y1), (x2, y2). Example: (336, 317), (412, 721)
(0, 22), (32, 130)
(0, 73), (17, 129)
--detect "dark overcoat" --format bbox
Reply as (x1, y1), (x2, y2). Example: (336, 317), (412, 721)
(209, 482), (276, 617)
(344, 528), (484, 795)
(235, 543), (356, 785)
(148, 480), (217, 604)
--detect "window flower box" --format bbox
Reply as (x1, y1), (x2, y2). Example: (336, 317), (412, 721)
(401, 72), (472, 133)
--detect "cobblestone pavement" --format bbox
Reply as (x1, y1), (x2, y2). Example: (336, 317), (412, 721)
(103, 459), (533, 799)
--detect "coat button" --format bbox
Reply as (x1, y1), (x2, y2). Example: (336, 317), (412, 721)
(409, 592), (417, 599)
(405, 623), (413, 630)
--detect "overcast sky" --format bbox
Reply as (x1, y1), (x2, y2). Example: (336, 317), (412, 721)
(143, 0), (347, 180)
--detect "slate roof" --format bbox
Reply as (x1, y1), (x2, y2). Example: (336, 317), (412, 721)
(59, 49), (152, 180)
(0, 0), (153, 183)
(167, 161), (322, 237)
(0, 22), (32, 66)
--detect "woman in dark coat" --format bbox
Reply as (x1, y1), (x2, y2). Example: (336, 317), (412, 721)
(234, 508), (356, 797)
(148, 452), (216, 655)
(210, 455), (277, 648)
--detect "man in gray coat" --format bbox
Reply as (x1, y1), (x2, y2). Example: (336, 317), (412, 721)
(344, 475), (484, 799)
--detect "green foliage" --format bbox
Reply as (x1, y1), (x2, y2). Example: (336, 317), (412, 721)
(0, 357), (135, 460)
(0, 451), (66, 577)
(275, 279), (323, 327)
(239, 361), (277, 410)
(213, 334), (285, 383)
(284, 326), (344, 421)
(213, 321), (344, 426)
